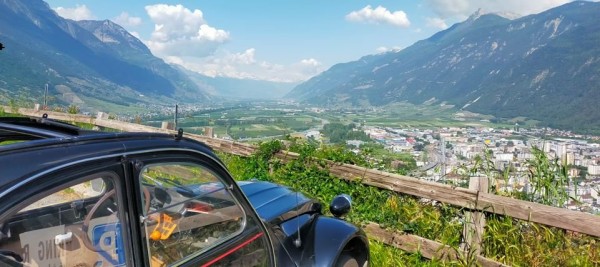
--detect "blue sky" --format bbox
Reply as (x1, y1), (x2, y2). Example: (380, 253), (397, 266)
(45, 0), (572, 82)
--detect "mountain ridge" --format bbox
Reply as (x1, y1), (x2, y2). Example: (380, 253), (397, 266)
(0, 0), (295, 112)
(0, 0), (211, 110)
(286, 1), (600, 132)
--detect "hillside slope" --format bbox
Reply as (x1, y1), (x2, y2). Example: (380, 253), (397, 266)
(0, 0), (209, 111)
(287, 1), (600, 131)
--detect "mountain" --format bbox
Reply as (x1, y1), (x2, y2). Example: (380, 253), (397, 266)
(181, 67), (297, 100)
(0, 0), (209, 112)
(287, 1), (600, 132)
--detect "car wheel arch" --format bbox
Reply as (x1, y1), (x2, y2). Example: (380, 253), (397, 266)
(335, 236), (369, 267)
(311, 216), (369, 267)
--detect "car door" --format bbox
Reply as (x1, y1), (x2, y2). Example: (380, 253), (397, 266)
(128, 151), (273, 267)
(0, 161), (133, 267)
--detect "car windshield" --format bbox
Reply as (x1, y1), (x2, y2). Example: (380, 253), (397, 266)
(2, 0), (600, 266)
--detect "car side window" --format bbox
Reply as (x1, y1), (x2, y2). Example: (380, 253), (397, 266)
(139, 163), (245, 266)
(0, 173), (127, 267)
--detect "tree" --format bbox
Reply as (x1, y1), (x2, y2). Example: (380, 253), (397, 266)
(67, 105), (79, 114)
(413, 143), (425, 151)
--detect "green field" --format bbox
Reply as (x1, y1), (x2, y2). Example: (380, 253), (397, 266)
(139, 101), (542, 140)
(318, 102), (528, 130)
(146, 106), (323, 139)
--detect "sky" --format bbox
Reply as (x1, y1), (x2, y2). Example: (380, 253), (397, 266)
(45, 0), (572, 83)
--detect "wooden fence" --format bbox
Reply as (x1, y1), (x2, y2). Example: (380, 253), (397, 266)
(11, 108), (600, 266)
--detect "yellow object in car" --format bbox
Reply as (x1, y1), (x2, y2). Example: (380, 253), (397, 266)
(150, 213), (177, 240)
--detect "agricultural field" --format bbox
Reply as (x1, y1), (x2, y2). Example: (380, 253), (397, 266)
(144, 105), (324, 140)
(140, 101), (536, 142)
(325, 102), (524, 130)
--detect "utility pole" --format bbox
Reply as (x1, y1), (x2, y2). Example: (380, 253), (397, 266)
(174, 103), (178, 129)
(441, 136), (446, 179)
(43, 83), (48, 109)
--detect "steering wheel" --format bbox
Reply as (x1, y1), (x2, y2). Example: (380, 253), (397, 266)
(79, 189), (116, 251)
(0, 249), (23, 265)
(80, 187), (152, 251)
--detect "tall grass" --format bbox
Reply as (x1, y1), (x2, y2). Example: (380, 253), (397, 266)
(220, 140), (600, 266)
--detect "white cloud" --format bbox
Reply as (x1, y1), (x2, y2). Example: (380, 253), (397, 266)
(376, 46), (403, 53)
(424, 0), (570, 19)
(426, 17), (448, 29)
(300, 58), (322, 67)
(54, 5), (95, 21)
(166, 49), (324, 82)
(113, 12), (142, 27)
(197, 24), (229, 42)
(144, 4), (229, 57)
(231, 48), (256, 65)
(346, 5), (410, 28)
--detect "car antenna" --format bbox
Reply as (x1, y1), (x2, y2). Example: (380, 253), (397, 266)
(293, 190), (302, 248)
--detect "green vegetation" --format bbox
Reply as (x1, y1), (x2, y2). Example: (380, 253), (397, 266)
(311, 102), (521, 132)
(524, 147), (572, 206)
(321, 123), (371, 144)
(221, 140), (600, 266)
(146, 107), (321, 140)
(483, 214), (600, 266)
(463, 146), (576, 208)
(67, 104), (80, 114)
(221, 140), (462, 265)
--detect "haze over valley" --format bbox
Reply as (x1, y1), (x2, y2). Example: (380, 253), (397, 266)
(1, 0), (599, 135)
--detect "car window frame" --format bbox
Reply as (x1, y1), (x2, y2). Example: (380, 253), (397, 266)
(128, 149), (275, 267)
(0, 164), (133, 267)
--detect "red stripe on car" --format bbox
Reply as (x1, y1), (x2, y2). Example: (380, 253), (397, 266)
(201, 232), (264, 267)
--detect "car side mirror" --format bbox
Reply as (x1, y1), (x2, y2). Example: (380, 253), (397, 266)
(329, 194), (352, 218)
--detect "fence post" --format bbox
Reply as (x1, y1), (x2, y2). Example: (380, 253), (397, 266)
(461, 176), (489, 257)
(161, 121), (174, 130)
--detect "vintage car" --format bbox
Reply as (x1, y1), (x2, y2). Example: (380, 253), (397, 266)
(0, 116), (369, 267)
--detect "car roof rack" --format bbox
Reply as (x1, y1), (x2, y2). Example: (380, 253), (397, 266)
(0, 115), (97, 142)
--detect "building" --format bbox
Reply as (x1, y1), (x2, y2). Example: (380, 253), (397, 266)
(589, 165), (600, 176)
(495, 153), (514, 161)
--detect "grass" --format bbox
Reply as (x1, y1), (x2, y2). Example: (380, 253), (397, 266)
(483, 215), (600, 266)
(369, 240), (446, 266)
(220, 141), (464, 265)
(220, 140), (600, 266)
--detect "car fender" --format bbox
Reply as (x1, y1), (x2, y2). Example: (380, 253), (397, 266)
(312, 216), (368, 267)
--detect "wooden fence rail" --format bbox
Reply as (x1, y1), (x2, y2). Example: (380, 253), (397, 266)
(12, 108), (600, 237)
(9, 108), (600, 265)
(365, 223), (507, 267)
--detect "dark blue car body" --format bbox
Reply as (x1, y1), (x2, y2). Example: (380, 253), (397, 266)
(0, 116), (369, 267)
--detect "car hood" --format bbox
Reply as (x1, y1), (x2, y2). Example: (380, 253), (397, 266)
(237, 181), (321, 223)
